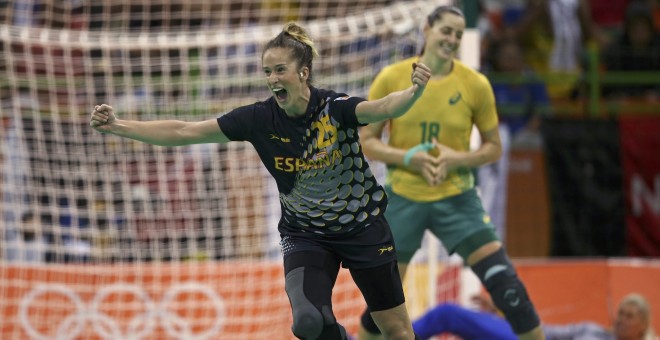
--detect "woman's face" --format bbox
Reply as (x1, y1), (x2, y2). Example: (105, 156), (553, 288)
(424, 12), (465, 62)
(262, 47), (307, 114)
(613, 302), (648, 340)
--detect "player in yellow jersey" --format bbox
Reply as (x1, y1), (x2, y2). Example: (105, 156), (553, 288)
(357, 5), (546, 340)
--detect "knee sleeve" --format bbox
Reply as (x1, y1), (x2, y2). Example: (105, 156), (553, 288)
(360, 307), (381, 334)
(471, 247), (540, 334)
(286, 267), (324, 338)
(285, 266), (348, 339)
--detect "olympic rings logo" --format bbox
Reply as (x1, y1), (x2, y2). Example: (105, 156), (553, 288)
(19, 282), (226, 340)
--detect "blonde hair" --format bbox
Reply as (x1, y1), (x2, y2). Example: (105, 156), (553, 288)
(619, 293), (657, 340)
(263, 22), (319, 83)
(281, 22), (319, 58)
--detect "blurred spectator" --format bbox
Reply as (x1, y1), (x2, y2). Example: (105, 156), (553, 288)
(3, 212), (46, 263)
(602, 0), (660, 101)
(486, 38), (550, 148)
(477, 0), (529, 65)
(56, 197), (92, 263)
(513, 0), (605, 100)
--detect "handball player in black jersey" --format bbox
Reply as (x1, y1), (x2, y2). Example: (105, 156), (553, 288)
(90, 22), (431, 340)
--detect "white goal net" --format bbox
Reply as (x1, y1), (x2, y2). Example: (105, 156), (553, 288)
(0, 1), (461, 339)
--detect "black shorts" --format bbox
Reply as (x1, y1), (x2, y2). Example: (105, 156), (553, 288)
(281, 215), (405, 311)
(280, 214), (398, 270)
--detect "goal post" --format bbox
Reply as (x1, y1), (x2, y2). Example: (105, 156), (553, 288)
(0, 1), (465, 338)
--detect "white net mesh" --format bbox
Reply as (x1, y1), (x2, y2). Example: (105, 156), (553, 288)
(0, 0), (459, 338)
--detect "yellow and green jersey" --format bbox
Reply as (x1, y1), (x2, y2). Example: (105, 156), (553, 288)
(368, 58), (498, 202)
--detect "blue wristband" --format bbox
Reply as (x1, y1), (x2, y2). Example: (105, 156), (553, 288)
(402, 142), (434, 167)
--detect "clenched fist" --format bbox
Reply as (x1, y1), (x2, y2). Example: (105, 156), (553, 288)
(90, 104), (116, 132)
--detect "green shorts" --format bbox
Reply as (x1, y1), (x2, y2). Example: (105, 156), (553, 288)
(384, 187), (499, 263)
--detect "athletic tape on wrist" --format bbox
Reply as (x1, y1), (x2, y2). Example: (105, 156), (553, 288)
(402, 142), (434, 167)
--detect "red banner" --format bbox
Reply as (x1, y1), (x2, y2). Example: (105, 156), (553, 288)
(619, 116), (660, 256)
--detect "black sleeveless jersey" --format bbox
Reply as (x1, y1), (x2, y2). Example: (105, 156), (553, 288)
(217, 87), (387, 237)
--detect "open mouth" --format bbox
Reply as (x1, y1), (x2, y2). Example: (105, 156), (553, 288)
(273, 88), (289, 102)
